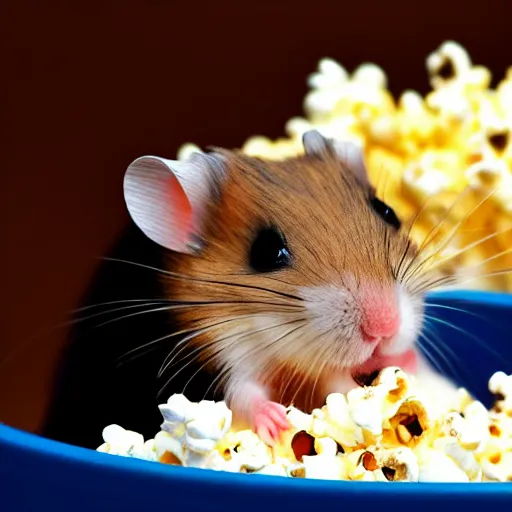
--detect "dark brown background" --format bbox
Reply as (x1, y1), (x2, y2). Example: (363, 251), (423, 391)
(2, 0), (511, 433)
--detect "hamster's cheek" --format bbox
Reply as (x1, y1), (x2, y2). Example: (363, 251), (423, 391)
(379, 285), (424, 356)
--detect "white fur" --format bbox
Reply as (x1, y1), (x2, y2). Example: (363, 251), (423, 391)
(216, 278), (453, 423)
(378, 285), (424, 356)
(299, 284), (375, 367)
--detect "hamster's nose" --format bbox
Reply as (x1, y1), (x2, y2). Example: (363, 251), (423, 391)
(360, 307), (400, 343)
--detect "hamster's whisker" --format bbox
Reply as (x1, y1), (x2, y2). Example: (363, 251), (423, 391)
(155, 313), (284, 378)
(71, 298), (175, 313)
(394, 238), (413, 283)
(160, 318), (307, 397)
(418, 234), (512, 283)
(424, 313), (509, 366)
(200, 367), (231, 403)
(422, 322), (463, 367)
(402, 185), (501, 286)
(426, 303), (475, 316)
(308, 355), (330, 412)
(430, 226), (512, 269)
(411, 264), (512, 294)
(232, 320), (309, 399)
(418, 331), (463, 384)
(425, 302), (512, 341)
(118, 314), (259, 366)
(461, 246), (512, 269)
(401, 185), (500, 285)
(399, 187), (473, 281)
(72, 302), (171, 325)
(95, 301), (304, 329)
(195, 322), (307, 402)
(103, 257), (305, 303)
(277, 330), (320, 406)
(165, 319), (305, 399)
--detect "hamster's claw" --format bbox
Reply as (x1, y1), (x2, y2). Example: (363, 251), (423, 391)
(252, 399), (289, 446)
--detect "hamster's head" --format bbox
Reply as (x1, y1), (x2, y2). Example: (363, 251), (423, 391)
(124, 131), (433, 406)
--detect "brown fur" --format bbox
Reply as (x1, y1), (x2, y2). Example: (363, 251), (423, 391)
(159, 150), (418, 409)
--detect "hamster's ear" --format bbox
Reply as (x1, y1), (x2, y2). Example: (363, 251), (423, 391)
(123, 152), (226, 254)
(302, 130), (369, 188)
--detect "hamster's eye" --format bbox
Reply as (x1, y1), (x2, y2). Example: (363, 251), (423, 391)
(370, 197), (401, 229)
(249, 227), (291, 272)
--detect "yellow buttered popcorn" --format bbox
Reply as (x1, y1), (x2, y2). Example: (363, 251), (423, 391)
(96, 367), (512, 483)
(179, 41), (512, 292)
(97, 424), (157, 462)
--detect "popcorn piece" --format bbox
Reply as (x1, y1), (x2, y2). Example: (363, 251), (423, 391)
(426, 41), (490, 91)
(388, 399), (430, 447)
(345, 446), (419, 482)
(159, 395), (232, 454)
(215, 430), (272, 472)
(253, 464), (288, 477)
(345, 449), (386, 481)
(97, 424), (155, 460)
(297, 435), (347, 480)
(372, 446), (420, 482)
(154, 430), (184, 464)
(352, 63), (388, 89)
(417, 449), (471, 482)
(177, 143), (203, 161)
(307, 58), (349, 91)
(286, 462), (306, 478)
(426, 41), (471, 89)
(466, 159), (512, 214)
(321, 393), (364, 448)
(290, 430), (316, 461)
(433, 436), (482, 481)
(314, 436), (338, 457)
(286, 405), (314, 432)
(481, 451), (512, 482)
(346, 367), (414, 436)
(489, 371), (512, 414)
(302, 452), (347, 480)
(450, 387), (476, 414)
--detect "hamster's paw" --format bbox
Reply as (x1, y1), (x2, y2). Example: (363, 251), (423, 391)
(252, 398), (289, 446)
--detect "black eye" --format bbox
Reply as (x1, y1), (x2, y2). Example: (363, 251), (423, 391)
(370, 197), (401, 229)
(249, 226), (291, 272)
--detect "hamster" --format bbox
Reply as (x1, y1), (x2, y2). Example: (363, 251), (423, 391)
(42, 131), (456, 448)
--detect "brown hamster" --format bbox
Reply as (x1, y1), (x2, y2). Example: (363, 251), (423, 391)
(117, 130), (454, 445)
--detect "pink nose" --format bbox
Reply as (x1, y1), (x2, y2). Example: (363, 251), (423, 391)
(360, 310), (400, 343)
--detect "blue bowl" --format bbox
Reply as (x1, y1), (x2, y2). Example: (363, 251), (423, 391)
(1, 290), (512, 511)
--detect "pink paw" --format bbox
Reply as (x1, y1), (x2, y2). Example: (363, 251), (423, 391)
(252, 399), (289, 445)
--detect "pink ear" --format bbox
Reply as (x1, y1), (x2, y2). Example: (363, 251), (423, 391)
(123, 154), (223, 253)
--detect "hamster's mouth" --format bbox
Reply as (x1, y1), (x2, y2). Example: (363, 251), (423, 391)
(350, 348), (417, 386)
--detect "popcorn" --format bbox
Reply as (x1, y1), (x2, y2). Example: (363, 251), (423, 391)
(417, 449), (471, 483)
(153, 395), (233, 468)
(302, 452), (346, 480)
(97, 368), (512, 483)
(177, 143), (203, 161)
(215, 430), (272, 472)
(181, 41), (512, 292)
(97, 425), (157, 461)
(489, 370), (512, 415)
(344, 446), (419, 482)
(346, 367), (414, 437)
